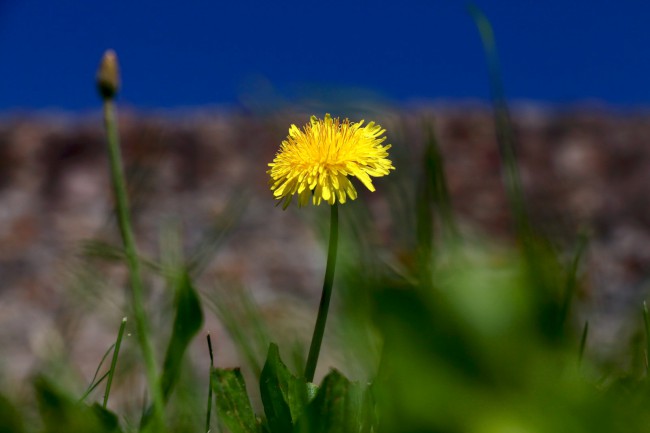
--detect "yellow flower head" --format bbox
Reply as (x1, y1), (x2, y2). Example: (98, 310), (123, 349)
(268, 114), (395, 208)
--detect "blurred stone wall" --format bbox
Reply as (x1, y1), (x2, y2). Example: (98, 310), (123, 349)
(1, 106), (649, 394)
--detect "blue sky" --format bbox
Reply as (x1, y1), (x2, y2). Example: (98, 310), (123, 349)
(1, 1), (649, 111)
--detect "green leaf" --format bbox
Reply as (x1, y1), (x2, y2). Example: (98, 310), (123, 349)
(90, 403), (121, 431)
(0, 393), (25, 433)
(260, 343), (311, 433)
(34, 376), (123, 433)
(295, 370), (364, 433)
(212, 368), (259, 433)
(160, 270), (204, 401)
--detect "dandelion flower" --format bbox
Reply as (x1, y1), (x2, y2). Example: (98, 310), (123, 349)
(268, 114), (394, 208)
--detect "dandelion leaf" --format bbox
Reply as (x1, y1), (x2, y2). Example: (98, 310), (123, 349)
(260, 343), (311, 433)
(211, 368), (260, 433)
(295, 369), (364, 433)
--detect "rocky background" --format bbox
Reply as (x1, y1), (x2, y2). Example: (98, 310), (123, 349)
(1, 105), (649, 400)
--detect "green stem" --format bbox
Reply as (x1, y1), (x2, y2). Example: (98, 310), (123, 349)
(103, 317), (127, 408)
(304, 203), (339, 382)
(102, 100), (165, 430)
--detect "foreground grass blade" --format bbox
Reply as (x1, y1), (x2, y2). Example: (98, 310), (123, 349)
(103, 317), (127, 408)
(467, 5), (529, 239)
(559, 231), (589, 328)
(161, 270), (204, 400)
(415, 118), (458, 282)
(97, 50), (165, 430)
(469, 5), (566, 341)
(415, 128), (434, 281)
(211, 368), (259, 433)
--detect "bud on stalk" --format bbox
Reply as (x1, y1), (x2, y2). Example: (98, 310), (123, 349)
(96, 49), (120, 100)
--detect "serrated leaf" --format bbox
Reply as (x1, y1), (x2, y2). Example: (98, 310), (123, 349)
(160, 270), (204, 401)
(212, 368), (259, 433)
(295, 370), (365, 433)
(260, 343), (311, 433)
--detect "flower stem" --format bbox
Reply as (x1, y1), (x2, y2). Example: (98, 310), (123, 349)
(304, 203), (339, 382)
(102, 98), (165, 430)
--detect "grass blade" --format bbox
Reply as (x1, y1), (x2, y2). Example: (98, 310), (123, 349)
(160, 270), (204, 401)
(468, 5), (569, 341)
(559, 231), (589, 328)
(103, 317), (127, 408)
(643, 301), (650, 377)
(467, 4), (530, 239)
(208, 286), (270, 377)
(79, 372), (110, 403)
(206, 333), (215, 433)
(80, 341), (116, 403)
(578, 320), (589, 366)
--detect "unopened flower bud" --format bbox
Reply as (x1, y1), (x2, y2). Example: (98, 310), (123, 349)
(96, 49), (120, 100)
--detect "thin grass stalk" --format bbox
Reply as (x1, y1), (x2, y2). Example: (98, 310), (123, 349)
(305, 203), (339, 382)
(467, 5), (530, 240)
(424, 119), (458, 241)
(98, 51), (165, 431)
(468, 7), (567, 341)
(559, 232), (589, 328)
(80, 343), (115, 402)
(415, 145), (434, 285)
(103, 317), (127, 408)
(643, 301), (650, 377)
(79, 372), (110, 403)
(206, 333), (215, 433)
(211, 291), (263, 376)
(578, 321), (589, 366)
